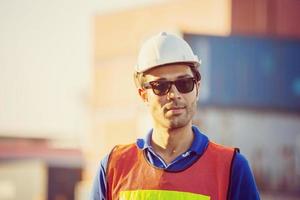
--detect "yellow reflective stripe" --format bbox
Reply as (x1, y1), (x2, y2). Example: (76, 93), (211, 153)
(119, 190), (210, 200)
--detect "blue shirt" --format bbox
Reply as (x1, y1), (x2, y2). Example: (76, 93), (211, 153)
(90, 126), (260, 200)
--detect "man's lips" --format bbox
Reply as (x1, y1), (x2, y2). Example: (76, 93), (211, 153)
(166, 106), (185, 111)
(165, 106), (186, 115)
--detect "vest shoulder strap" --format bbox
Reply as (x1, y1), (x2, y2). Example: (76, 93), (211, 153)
(107, 144), (138, 170)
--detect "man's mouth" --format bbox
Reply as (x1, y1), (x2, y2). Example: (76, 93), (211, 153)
(166, 106), (185, 111)
(165, 105), (186, 115)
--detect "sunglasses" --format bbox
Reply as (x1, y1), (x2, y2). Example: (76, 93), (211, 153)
(143, 77), (196, 96)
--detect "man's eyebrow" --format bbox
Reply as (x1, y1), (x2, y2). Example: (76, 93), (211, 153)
(151, 77), (167, 81)
(150, 75), (192, 81)
(177, 74), (192, 79)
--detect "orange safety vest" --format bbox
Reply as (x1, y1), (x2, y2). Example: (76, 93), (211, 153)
(106, 141), (236, 200)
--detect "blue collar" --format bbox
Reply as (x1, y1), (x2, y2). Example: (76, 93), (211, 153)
(136, 125), (209, 156)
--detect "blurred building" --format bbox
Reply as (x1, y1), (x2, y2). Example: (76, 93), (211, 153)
(0, 137), (83, 200)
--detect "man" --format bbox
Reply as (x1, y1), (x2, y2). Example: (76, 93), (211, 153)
(91, 32), (260, 200)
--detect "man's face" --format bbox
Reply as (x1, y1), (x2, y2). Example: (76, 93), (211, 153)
(139, 64), (199, 130)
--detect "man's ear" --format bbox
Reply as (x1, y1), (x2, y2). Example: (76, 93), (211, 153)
(196, 81), (200, 99)
(138, 88), (148, 103)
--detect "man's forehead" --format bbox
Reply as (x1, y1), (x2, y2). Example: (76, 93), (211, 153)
(145, 74), (192, 82)
(143, 64), (193, 80)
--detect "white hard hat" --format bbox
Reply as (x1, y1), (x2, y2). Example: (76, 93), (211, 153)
(135, 32), (201, 73)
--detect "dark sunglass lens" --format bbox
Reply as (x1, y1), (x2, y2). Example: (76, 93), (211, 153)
(175, 78), (194, 93)
(150, 81), (171, 95)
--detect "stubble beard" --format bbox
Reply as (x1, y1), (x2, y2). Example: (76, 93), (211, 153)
(154, 99), (197, 130)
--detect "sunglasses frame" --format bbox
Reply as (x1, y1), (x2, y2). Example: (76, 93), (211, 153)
(143, 77), (197, 96)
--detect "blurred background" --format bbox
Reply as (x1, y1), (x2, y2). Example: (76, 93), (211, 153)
(0, 0), (300, 199)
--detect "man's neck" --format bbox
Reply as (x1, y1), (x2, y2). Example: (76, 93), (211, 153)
(151, 124), (194, 164)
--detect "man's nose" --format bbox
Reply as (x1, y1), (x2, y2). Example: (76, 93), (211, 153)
(167, 84), (181, 99)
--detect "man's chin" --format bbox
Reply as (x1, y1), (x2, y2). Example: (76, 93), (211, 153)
(165, 118), (190, 130)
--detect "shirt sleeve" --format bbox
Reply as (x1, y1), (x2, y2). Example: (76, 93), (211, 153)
(229, 152), (261, 200)
(90, 154), (109, 200)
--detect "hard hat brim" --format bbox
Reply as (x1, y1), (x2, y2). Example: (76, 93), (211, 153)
(135, 60), (201, 73)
